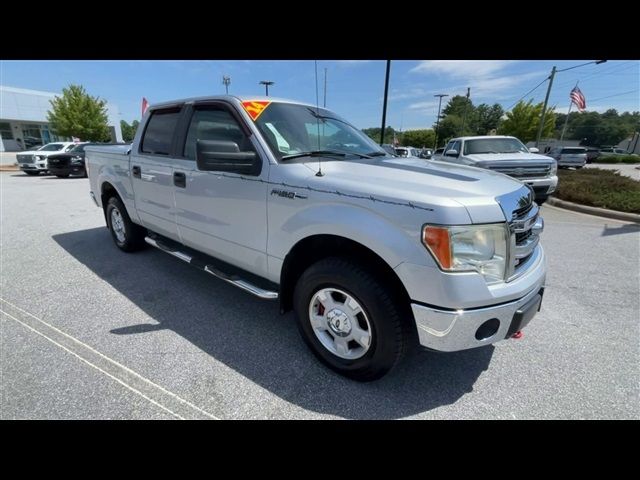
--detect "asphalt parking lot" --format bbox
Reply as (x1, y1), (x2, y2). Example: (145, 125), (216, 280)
(1, 171), (638, 419)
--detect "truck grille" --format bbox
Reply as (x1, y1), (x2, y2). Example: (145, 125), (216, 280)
(17, 154), (34, 164)
(497, 186), (543, 281)
(489, 164), (551, 179)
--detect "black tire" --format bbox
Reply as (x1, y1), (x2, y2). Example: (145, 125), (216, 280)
(535, 195), (549, 205)
(105, 196), (147, 252)
(56, 174), (70, 178)
(82, 169), (88, 178)
(24, 171), (40, 176)
(293, 257), (409, 381)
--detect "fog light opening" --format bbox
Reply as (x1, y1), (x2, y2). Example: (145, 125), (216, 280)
(475, 318), (500, 341)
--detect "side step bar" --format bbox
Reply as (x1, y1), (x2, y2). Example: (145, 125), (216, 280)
(144, 236), (278, 300)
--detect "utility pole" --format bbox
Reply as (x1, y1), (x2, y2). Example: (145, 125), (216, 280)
(433, 94), (449, 149)
(323, 68), (327, 107)
(460, 87), (471, 136)
(259, 80), (274, 96)
(222, 76), (231, 94)
(535, 66), (556, 148)
(380, 60), (391, 145)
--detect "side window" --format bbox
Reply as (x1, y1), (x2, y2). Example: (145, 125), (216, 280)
(65, 144), (76, 152)
(141, 108), (181, 155)
(183, 107), (254, 160)
(443, 141), (454, 153)
(446, 141), (461, 156)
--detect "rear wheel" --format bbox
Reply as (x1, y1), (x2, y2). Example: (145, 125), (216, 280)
(105, 196), (147, 252)
(293, 257), (409, 381)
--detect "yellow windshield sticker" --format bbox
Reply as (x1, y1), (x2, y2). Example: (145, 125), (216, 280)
(242, 101), (271, 121)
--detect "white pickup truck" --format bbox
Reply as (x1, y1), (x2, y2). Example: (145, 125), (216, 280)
(86, 96), (546, 381)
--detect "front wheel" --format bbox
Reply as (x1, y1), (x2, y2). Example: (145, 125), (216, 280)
(293, 257), (409, 381)
(105, 196), (147, 252)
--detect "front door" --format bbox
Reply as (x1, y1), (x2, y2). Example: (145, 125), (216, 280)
(129, 106), (182, 241)
(172, 103), (269, 277)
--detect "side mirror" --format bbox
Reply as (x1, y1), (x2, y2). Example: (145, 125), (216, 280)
(445, 149), (458, 157)
(529, 147), (539, 153)
(196, 140), (261, 175)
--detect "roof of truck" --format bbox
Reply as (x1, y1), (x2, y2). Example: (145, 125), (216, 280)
(450, 136), (518, 141)
(149, 95), (317, 109)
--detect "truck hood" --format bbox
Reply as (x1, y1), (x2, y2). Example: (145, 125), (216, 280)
(301, 156), (530, 223)
(465, 152), (555, 166)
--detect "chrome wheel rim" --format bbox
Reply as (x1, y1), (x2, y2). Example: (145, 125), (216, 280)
(110, 208), (126, 243)
(308, 287), (372, 360)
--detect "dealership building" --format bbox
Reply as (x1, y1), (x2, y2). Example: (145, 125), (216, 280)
(0, 85), (123, 152)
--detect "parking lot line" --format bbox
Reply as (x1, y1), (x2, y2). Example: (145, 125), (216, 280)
(1, 298), (219, 420)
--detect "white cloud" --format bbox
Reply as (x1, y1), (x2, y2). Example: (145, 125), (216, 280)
(408, 100), (439, 111)
(388, 87), (427, 101)
(411, 60), (513, 78)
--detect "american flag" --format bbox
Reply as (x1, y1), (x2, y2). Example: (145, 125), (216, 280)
(141, 97), (149, 116)
(570, 86), (586, 111)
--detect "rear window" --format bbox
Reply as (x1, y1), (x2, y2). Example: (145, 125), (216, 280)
(141, 108), (181, 155)
(561, 148), (586, 154)
(38, 143), (66, 151)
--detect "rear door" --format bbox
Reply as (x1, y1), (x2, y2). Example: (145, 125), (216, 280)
(171, 101), (269, 276)
(129, 106), (182, 240)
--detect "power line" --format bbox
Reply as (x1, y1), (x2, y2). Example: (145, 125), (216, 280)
(588, 89), (639, 103)
(553, 61), (638, 90)
(506, 76), (549, 110)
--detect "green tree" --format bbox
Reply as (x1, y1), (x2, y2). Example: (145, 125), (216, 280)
(475, 103), (504, 135)
(436, 95), (478, 140)
(556, 109), (639, 147)
(362, 126), (397, 144)
(120, 119), (140, 142)
(500, 100), (555, 142)
(47, 85), (110, 141)
(400, 129), (435, 148)
(436, 115), (465, 145)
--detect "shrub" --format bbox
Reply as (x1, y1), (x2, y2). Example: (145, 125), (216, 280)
(592, 155), (640, 164)
(555, 168), (640, 213)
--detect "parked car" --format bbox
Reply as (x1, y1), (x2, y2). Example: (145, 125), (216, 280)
(47, 142), (92, 178)
(431, 147), (445, 160)
(394, 146), (421, 158)
(16, 142), (77, 175)
(599, 147), (632, 157)
(547, 147), (587, 169)
(436, 136), (557, 204)
(380, 144), (397, 156)
(585, 148), (600, 164)
(419, 148), (433, 159)
(86, 96), (546, 381)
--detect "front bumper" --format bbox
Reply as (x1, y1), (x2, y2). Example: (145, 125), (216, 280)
(412, 283), (545, 352)
(19, 163), (48, 171)
(519, 176), (558, 196)
(49, 165), (85, 175)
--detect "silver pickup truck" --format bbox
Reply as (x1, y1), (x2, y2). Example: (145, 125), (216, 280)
(438, 136), (558, 204)
(86, 96), (546, 381)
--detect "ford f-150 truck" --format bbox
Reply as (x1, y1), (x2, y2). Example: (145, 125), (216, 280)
(438, 136), (558, 204)
(86, 96), (546, 381)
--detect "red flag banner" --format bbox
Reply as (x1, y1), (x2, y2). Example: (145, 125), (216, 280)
(570, 87), (586, 111)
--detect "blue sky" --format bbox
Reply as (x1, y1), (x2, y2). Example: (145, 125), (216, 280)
(1, 60), (638, 129)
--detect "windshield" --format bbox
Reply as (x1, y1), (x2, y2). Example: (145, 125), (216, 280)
(253, 103), (387, 160)
(561, 148), (586, 154)
(38, 143), (66, 151)
(463, 138), (529, 155)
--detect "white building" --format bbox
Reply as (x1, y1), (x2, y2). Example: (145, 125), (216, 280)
(0, 85), (123, 152)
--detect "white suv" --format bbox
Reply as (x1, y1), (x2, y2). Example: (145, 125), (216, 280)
(16, 142), (77, 175)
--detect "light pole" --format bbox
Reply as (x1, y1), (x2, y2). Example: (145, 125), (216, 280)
(222, 76), (231, 94)
(259, 80), (274, 96)
(433, 93), (449, 149)
(535, 60), (606, 147)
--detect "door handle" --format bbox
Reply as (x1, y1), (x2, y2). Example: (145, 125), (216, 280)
(132, 165), (141, 178)
(174, 171), (186, 188)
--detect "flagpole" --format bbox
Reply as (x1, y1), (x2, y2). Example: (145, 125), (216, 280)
(560, 82), (578, 143)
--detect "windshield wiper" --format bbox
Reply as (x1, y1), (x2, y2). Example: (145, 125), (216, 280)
(366, 151), (388, 157)
(280, 150), (371, 161)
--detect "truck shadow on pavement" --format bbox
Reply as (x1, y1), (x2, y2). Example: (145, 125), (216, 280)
(53, 227), (493, 419)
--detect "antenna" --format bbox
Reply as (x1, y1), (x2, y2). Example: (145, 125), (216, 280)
(314, 60), (323, 177)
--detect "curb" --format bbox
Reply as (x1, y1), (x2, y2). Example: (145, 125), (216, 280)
(547, 197), (640, 223)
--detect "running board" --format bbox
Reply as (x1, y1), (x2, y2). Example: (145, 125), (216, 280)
(144, 236), (278, 300)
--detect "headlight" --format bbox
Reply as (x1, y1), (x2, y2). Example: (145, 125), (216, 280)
(422, 224), (508, 284)
(549, 160), (557, 176)
(35, 155), (44, 160)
